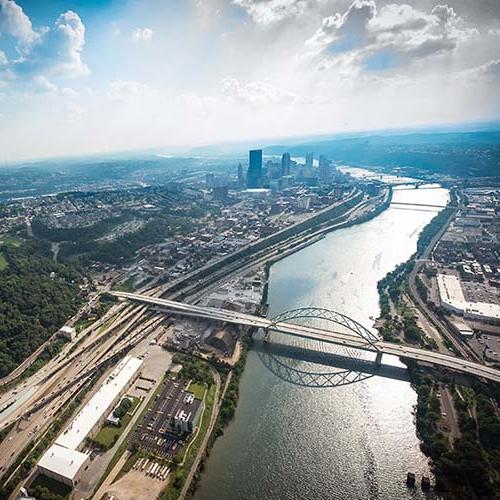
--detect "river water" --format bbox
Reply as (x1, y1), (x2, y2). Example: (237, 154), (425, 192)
(194, 185), (450, 500)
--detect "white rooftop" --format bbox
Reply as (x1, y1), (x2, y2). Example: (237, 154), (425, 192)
(437, 274), (500, 321)
(38, 444), (89, 481)
(55, 355), (142, 451)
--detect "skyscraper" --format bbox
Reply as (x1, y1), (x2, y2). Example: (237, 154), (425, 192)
(247, 149), (262, 188)
(305, 152), (314, 178)
(305, 152), (313, 170)
(237, 163), (244, 186)
(281, 152), (291, 177)
(318, 155), (331, 182)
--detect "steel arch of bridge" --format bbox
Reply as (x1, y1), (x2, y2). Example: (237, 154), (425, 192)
(269, 307), (380, 349)
(257, 350), (374, 388)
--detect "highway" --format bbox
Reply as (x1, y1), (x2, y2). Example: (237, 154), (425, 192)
(112, 292), (500, 384)
(0, 188), (392, 493)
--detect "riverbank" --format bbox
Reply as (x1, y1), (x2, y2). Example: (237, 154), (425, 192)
(375, 192), (500, 498)
(181, 190), (395, 498)
(193, 183), (451, 500)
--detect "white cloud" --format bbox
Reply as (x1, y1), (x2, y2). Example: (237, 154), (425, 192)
(66, 102), (85, 123)
(222, 76), (298, 105)
(488, 28), (500, 36)
(29, 75), (78, 96)
(306, 1), (477, 71)
(131, 27), (154, 42)
(32, 75), (57, 93)
(107, 80), (154, 101)
(462, 58), (500, 81)
(15, 10), (88, 78)
(233, 0), (309, 25)
(0, 0), (38, 44)
(0, 49), (7, 65)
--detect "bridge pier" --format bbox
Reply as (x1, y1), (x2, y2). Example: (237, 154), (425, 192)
(263, 328), (270, 343)
(375, 351), (383, 367)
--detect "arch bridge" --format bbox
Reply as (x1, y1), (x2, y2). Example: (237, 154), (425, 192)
(111, 291), (500, 386)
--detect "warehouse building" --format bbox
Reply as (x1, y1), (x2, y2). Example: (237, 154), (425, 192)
(37, 355), (142, 487)
(437, 274), (500, 323)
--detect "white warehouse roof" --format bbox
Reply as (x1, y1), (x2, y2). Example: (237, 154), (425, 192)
(437, 274), (500, 322)
(55, 355), (142, 451)
(38, 444), (89, 482)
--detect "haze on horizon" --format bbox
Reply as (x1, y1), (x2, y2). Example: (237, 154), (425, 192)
(0, 0), (500, 162)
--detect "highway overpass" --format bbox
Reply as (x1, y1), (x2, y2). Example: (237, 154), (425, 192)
(112, 291), (500, 384)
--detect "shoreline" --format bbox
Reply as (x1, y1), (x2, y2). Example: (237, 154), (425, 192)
(185, 187), (394, 498)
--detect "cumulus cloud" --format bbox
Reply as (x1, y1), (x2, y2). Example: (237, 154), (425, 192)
(107, 80), (154, 101)
(131, 27), (154, 42)
(0, 0), (38, 44)
(306, 1), (477, 71)
(0, 49), (7, 65)
(233, 0), (309, 25)
(11, 9), (88, 80)
(30, 75), (78, 96)
(222, 76), (298, 105)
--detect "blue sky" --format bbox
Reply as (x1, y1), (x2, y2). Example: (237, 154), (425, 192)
(1, 0), (500, 161)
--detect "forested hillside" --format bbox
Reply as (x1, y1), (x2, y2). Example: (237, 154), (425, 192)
(0, 239), (83, 377)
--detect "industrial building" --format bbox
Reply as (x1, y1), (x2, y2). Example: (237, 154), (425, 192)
(437, 274), (500, 323)
(37, 444), (89, 487)
(37, 355), (142, 487)
(58, 325), (76, 341)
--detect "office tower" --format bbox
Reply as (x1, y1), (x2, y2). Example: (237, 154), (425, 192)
(305, 152), (313, 170)
(237, 163), (244, 186)
(318, 155), (331, 182)
(247, 149), (262, 188)
(206, 173), (215, 188)
(281, 153), (291, 177)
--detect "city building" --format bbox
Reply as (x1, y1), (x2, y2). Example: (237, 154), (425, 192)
(172, 392), (202, 434)
(247, 149), (262, 188)
(281, 153), (291, 177)
(37, 355), (142, 487)
(212, 185), (229, 202)
(318, 155), (331, 182)
(437, 274), (500, 323)
(305, 152), (313, 170)
(37, 444), (89, 487)
(205, 173), (215, 189)
(237, 163), (244, 186)
(58, 325), (76, 341)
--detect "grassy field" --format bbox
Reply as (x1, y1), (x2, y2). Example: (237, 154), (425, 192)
(92, 396), (139, 449)
(0, 236), (21, 248)
(0, 253), (7, 271)
(187, 382), (206, 400)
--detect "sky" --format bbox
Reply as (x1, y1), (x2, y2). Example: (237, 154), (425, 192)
(0, 0), (499, 162)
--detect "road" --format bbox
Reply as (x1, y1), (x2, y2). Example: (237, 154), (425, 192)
(178, 367), (222, 500)
(0, 189), (388, 491)
(113, 292), (500, 384)
(407, 199), (479, 361)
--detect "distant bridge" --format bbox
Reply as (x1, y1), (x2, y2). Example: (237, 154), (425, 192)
(112, 292), (500, 384)
(393, 185), (444, 191)
(390, 202), (448, 209)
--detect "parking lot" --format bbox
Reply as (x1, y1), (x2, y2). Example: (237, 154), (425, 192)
(467, 333), (500, 361)
(462, 280), (499, 305)
(132, 378), (187, 458)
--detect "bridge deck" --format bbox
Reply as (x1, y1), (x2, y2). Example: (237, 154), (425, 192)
(112, 292), (500, 383)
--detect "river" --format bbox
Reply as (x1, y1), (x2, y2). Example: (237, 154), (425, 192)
(194, 184), (450, 500)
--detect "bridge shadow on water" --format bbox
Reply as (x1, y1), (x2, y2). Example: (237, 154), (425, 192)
(253, 340), (410, 388)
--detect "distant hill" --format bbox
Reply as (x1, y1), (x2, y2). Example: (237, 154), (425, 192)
(264, 131), (500, 179)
